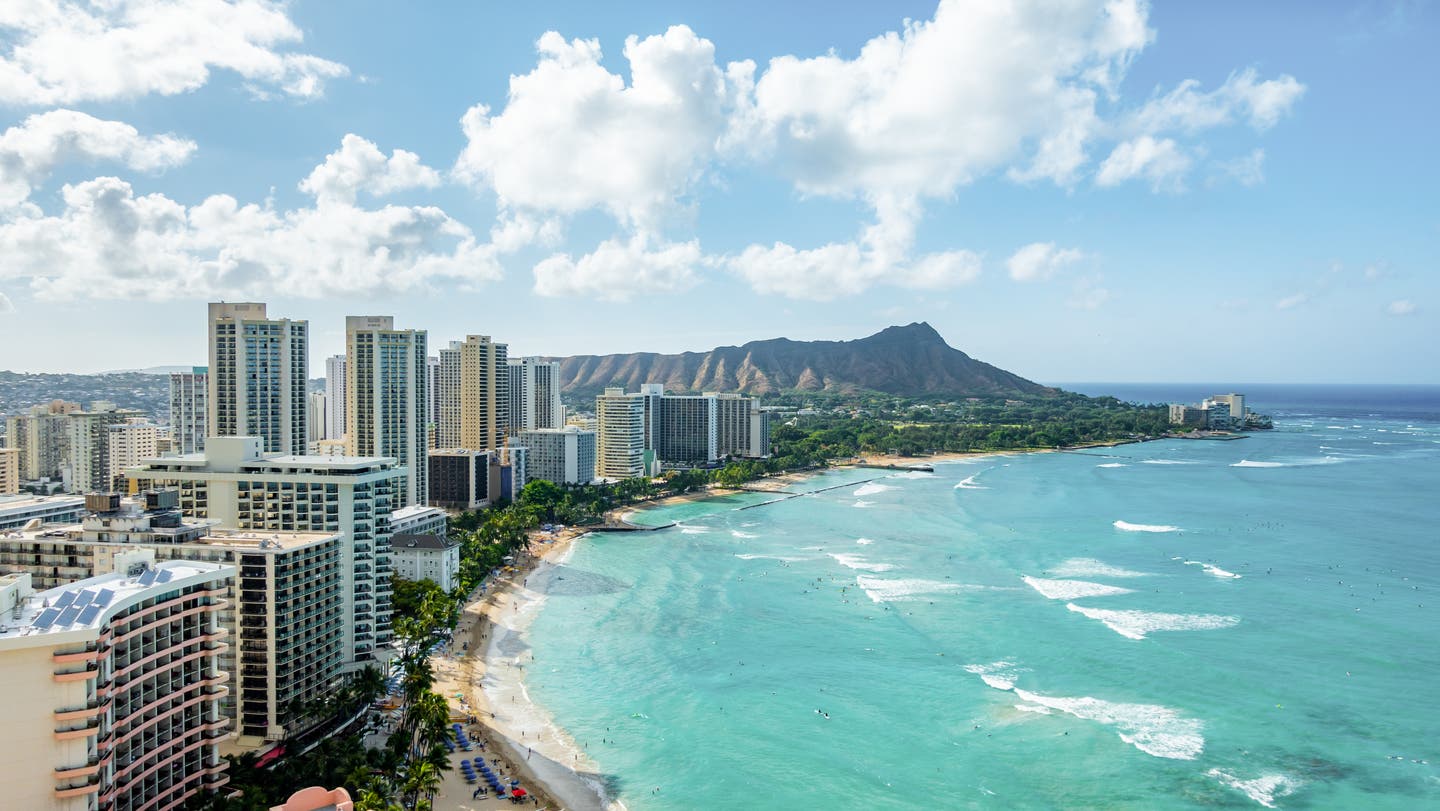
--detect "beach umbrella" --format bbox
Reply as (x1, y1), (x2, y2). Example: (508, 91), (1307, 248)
(512, 788), (527, 798)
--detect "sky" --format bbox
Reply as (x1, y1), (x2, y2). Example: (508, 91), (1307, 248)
(0, 0), (1435, 383)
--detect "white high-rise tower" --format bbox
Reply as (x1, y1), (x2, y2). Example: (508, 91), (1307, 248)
(346, 316), (428, 507)
(207, 302), (309, 455)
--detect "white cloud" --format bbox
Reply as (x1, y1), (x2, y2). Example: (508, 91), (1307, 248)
(1007, 242), (1085, 282)
(455, 26), (744, 230)
(0, 109), (195, 207)
(0, 290), (13, 313)
(1275, 292), (1310, 310)
(0, 175), (498, 301)
(1387, 299), (1416, 316)
(728, 239), (980, 301)
(1067, 274), (1111, 309)
(743, 0), (1153, 199)
(533, 234), (700, 301)
(0, 0), (348, 105)
(299, 134), (442, 205)
(1095, 136), (1191, 191)
(1128, 69), (1306, 135)
(1213, 148), (1265, 187)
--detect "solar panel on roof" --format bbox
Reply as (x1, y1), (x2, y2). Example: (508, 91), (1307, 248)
(155, 570), (173, 583)
(33, 608), (61, 629)
(77, 605), (102, 625)
(94, 588), (114, 606)
(71, 590), (94, 609)
(53, 591), (77, 610)
(137, 570), (158, 586)
(57, 606), (82, 626)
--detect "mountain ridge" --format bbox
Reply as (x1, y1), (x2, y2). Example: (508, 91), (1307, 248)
(548, 322), (1053, 398)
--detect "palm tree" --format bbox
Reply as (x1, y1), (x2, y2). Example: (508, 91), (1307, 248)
(401, 759), (442, 808)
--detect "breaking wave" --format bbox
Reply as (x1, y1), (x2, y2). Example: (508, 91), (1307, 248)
(1183, 560), (1242, 579)
(1023, 576), (1135, 600)
(829, 553), (896, 572)
(1065, 604), (1240, 640)
(1114, 520), (1181, 533)
(1207, 769), (1302, 808)
(853, 482), (893, 497)
(1051, 558), (1149, 579)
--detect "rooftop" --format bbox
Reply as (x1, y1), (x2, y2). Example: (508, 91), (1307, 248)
(0, 494), (87, 514)
(0, 560), (230, 641)
(391, 533), (456, 551)
(2, 521), (337, 551)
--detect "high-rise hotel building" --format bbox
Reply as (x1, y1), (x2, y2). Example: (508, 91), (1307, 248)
(128, 436), (399, 672)
(207, 303), (308, 455)
(459, 335), (508, 452)
(595, 388), (651, 480)
(345, 316), (428, 507)
(0, 557), (233, 811)
(324, 355), (347, 442)
(507, 357), (563, 433)
(169, 367), (208, 455)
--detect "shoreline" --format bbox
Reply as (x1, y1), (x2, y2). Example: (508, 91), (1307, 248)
(439, 436), (1156, 808)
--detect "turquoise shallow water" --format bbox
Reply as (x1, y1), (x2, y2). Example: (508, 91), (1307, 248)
(525, 388), (1440, 809)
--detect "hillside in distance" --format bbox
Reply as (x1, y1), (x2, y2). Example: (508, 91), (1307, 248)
(550, 323), (1054, 398)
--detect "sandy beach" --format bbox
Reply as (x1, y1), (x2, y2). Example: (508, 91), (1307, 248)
(431, 525), (621, 811)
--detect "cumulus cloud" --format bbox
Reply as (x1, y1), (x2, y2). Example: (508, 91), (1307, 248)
(1387, 299), (1416, 316)
(0, 109), (195, 207)
(1128, 69), (1305, 135)
(0, 135), (499, 300)
(299, 134), (442, 205)
(728, 239), (980, 301)
(1213, 148), (1266, 187)
(0, 0), (347, 105)
(455, 26), (744, 230)
(1007, 242), (1085, 282)
(533, 235), (700, 301)
(1095, 136), (1191, 191)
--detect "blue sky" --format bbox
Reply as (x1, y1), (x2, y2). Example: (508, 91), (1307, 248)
(0, 1), (1434, 383)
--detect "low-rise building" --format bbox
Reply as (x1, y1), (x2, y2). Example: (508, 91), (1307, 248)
(390, 534), (460, 591)
(391, 504), (447, 537)
(0, 493), (86, 530)
(0, 557), (233, 811)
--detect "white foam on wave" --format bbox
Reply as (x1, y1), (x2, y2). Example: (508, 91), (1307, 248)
(1096, 462), (1128, 468)
(1233, 457), (1342, 468)
(829, 552), (896, 572)
(962, 660), (1024, 691)
(1023, 576), (1135, 600)
(734, 553), (806, 562)
(969, 670), (1205, 760)
(679, 525), (709, 534)
(954, 473), (988, 489)
(1207, 769), (1302, 808)
(1013, 688), (1206, 760)
(856, 575), (968, 603)
(730, 530), (758, 539)
(1051, 558), (1149, 578)
(855, 538), (875, 545)
(1065, 603), (1240, 639)
(890, 470), (933, 479)
(853, 482), (893, 497)
(1183, 560), (1241, 579)
(1114, 520), (1181, 533)
(1141, 459), (1197, 465)
(852, 500), (874, 508)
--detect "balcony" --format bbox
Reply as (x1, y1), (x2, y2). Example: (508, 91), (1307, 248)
(53, 776), (101, 799)
(54, 718), (101, 740)
(53, 756), (102, 780)
(54, 665), (99, 683)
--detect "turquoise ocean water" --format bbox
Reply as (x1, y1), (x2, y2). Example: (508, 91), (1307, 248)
(524, 386), (1440, 809)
